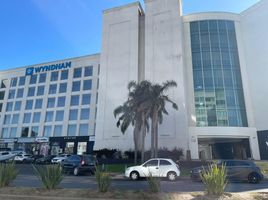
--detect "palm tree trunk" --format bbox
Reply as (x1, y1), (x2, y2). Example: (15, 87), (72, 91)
(154, 122), (158, 158)
(140, 114), (146, 164)
(133, 124), (139, 164)
(151, 110), (158, 158)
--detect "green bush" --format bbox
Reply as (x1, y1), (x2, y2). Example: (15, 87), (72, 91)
(0, 162), (18, 187)
(33, 164), (63, 190)
(200, 164), (227, 196)
(146, 172), (161, 193)
(95, 165), (111, 193)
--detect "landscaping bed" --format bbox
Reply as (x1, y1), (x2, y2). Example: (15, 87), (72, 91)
(0, 188), (267, 200)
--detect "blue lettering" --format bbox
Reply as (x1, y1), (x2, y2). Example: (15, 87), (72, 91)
(25, 62), (72, 75)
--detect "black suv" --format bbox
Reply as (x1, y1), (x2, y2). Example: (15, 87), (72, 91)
(61, 154), (96, 176)
(191, 160), (264, 184)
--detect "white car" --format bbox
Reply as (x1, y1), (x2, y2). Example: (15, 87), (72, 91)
(14, 153), (32, 163)
(0, 151), (16, 162)
(125, 158), (180, 181)
(51, 154), (71, 164)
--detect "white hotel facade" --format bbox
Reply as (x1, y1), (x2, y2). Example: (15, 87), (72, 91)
(1, 0), (268, 160)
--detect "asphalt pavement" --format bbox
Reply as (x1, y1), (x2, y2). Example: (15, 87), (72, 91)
(12, 164), (268, 193)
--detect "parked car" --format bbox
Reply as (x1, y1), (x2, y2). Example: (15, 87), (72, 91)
(51, 154), (71, 164)
(61, 154), (96, 176)
(35, 155), (56, 165)
(0, 151), (16, 162)
(30, 155), (45, 163)
(125, 158), (180, 181)
(190, 160), (264, 184)
(14, 153), (33, 163)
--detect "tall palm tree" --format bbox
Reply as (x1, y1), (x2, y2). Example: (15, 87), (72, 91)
(149, 81), (178, 158)
(114, 80), (151, 164)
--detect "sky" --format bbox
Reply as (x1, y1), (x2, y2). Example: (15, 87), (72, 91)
(0, 0), (260, 70)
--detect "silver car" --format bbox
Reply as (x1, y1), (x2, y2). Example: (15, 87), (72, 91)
(125, 158), (180, 181)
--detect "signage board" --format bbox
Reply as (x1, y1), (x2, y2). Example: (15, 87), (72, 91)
(25, 61), (72, 76)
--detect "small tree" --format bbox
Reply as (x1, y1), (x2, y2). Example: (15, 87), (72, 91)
(0, 162), (18, 187)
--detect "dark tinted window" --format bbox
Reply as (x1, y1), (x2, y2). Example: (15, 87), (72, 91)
(144, 160), (158, 167)
(160, 160), (172, 166)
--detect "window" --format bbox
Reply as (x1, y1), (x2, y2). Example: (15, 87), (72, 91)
(51, 71), (58, 81)
(47, 98), (55, 108)
(57, 96), (65, 107)
(39, 73), (46, 83)
(70, 95), (79, 106)
(25, 100), (33, 110)
(27, 87), (35, 97)
(21, 127), (29, 137)
(10, 127), (17, 137)
(72, 81), (81, 92)
(49, 84), (57, 94)
(160, 160), (172, 166)
(61, 70), (68, 80)
(31, 126), (39, 137)
(18, 77), (26, 86)
(4, 115), (11, 125)
(69, 109), (78, 121)
(73, 68), (82, 78)
(30, 75), (37, 84)
(0, 103), (2, 112)
(55, 110), (64, 121)
(83, 80), (92, 90)
(37, 86), (45, 96)
(54, 125), (62, 137)
(8, 90), (16, 99)
(10, 77), (17, 87)
(16, 88), (24, 98)
(79, 124), (89, 136)
(80, 108), (90, 120)
(6, 102), (13, 112)
(59, 83), (67, 93)
(67, 124), (77, 136)
(45, 111), (54, 122)
(144, 160), (158, 167)
(23, 113), (31, 123)
(12, 114), (19, 124)
(0, 79), (8, 89)
(0, 91), (5, 100)
(43, 126), (52, 137)
(82, 94), (91, 105)
(84, 66), (93, 77)
(14, 101), (21, 111)
(32, 112), (41, 123)
(1, 128), (9, 138)
(35, 99), (43, 109)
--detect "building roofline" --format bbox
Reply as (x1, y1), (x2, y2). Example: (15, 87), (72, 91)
(240, 0), (263, 15)
(0, 53), (100, 73)
(103, 2), (144, 15)
(183, 11), (240, 17)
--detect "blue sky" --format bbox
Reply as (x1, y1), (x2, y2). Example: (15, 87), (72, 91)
(0, 0), (259, 70)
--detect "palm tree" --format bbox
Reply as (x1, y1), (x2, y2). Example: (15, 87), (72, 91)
(149, 81), (178, 158)
(114, 80), (151, 164)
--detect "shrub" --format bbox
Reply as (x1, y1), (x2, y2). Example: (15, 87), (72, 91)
(94, 149), (118, 159)
(0, 162), (18, 187)
(95, 165), (111, 193)
(146, 172), (161, 193)
(33, 164), (63, 190)
(200, 164), (227, 196)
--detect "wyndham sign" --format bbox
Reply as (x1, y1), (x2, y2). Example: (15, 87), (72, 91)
(25, 61), (72, 76)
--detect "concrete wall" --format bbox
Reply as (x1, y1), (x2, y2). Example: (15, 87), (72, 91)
(241, 0), (268, 131)
(144, 0), (189, 152)
(94, 3), (143, 150)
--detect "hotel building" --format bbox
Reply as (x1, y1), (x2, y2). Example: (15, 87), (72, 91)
(1, 0), (268, 160)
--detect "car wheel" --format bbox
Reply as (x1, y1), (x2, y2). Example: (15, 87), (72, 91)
(248, 173), (260, 184)
(167, 171), (177, 181)
(73, 167), (79, 176)
(130, 171), (139, 180)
